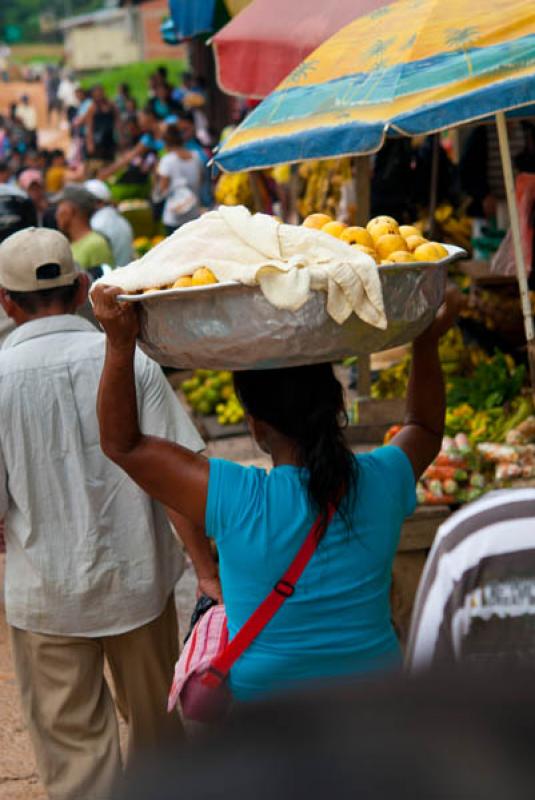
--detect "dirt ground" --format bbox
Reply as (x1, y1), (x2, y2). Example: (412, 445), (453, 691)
(0, 434), (266, 800)
(0, 80), (69, 152)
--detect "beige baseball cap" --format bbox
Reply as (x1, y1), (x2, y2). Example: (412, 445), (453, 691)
(0, 227), (77, 292)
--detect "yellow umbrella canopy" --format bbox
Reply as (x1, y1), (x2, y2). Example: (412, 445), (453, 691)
(215, 0), (535, 388)
(216, 0), (535, 169)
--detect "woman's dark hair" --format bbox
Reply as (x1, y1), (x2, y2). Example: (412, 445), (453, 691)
(234, 364), (356, 535)
(163, 125), (184, 149)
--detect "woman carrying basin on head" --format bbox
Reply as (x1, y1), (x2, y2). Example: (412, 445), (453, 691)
(92, 284), (455, 702)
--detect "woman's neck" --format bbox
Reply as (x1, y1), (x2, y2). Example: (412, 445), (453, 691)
(269, 436), (302, 468)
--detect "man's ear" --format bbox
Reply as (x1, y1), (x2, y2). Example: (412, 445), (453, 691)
(74, 271), (90, 309)
(0, 289), (16, 317)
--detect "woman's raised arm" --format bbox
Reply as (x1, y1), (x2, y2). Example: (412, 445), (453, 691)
(92, 285), (209, 528)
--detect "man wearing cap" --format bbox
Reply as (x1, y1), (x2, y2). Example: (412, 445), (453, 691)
(0, 227), (214, 799)
(85, 178), (134, 267)
(56, 184), (114, 272)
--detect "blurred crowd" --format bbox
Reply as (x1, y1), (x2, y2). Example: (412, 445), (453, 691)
(0, 64), (226, 277)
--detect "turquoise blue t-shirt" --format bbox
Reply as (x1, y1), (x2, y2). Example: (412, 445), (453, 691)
(206, 446), (416, 701)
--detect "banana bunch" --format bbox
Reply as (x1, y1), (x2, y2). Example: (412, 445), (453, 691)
(371, 357), (411, 399)
(272, 164), (291, 185)
(434, 204), (472, 250)
(215, 173), (254, 209)
(371, 327), (487, 399)
(298, 158), (352, 219)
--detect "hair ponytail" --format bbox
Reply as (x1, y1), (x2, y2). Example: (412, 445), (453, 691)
(234, 365), (357, 536)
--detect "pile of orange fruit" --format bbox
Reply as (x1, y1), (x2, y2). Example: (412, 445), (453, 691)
(302, 213), (448, 265)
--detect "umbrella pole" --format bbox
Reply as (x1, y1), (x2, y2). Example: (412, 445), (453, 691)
(354, 156), (372, 397)
(495, 112), (535, 394)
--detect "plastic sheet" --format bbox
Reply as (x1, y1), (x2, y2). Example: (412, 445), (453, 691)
(119, 246), (465, 370)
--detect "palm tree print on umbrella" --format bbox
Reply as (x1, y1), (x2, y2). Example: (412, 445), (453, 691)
(400, 33), (417, 53)
(285, 59), (320, 85)
(370, 6), (392, 19)
(446, 27), (479, 76)
(364, 37), (396, 63)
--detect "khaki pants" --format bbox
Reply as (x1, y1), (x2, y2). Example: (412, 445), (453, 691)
(10, 595), (183, 800)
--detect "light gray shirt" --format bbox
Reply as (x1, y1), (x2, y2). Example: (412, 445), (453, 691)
(0, 315), (204, 636)
(91, 206), (135, 267)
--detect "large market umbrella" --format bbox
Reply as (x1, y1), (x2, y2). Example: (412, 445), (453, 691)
(215, 0), (535, 389)
(212, 0), (393, 99)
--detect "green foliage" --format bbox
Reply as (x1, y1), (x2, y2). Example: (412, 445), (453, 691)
(1, 0), (101, 44)
(80, 59), (187, 106)
(447, 351), (526, 411)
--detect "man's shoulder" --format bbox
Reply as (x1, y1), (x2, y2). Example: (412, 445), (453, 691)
(0, 337), (103, 387)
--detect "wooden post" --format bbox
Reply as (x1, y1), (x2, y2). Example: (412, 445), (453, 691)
(354, 155), (371, 227)
(354, 156), (373, 396)
(495, 112), (535, 396)
(248, 171), (264, 213)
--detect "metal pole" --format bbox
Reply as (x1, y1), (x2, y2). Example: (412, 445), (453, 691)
(354, 155), (372, 397)
(495, 111), (535, 395)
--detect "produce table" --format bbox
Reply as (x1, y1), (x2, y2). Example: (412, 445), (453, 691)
(392, 505), (451, 647)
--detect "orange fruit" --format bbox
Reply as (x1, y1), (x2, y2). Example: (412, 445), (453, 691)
(172, 276), (194, 288)
(399, 225), (421, 239)
(341, 226), (374, 248)
(321, 220), (347, 238)
(367, 216), (399, 241)
(388, 251), (414, 263)
(375, 233), (409, 260)
(413, 242), (449, 262)
(191, 267), (218, 286)
(405, 234), (428, 251)
(351, 244), (377, 261)
(302, 213), (332, 229)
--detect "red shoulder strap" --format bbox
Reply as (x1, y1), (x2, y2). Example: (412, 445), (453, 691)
(203, 504), (337, 687)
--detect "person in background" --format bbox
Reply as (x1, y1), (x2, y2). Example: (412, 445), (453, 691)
(0, 227), (208, 800)
(57, 72), (79, 130)
(71, 86), (93, 166)
(117, 113), (141, 152)
(85, 85), (117, 174)
(0, 116), (10, 160)
(117, 671), (535, 800)
(0, 161), (13, 185)
(56, 184), (114, 272)
(92, 285), (456, 704)
(156, 125), (201, 234)
(45, 149), (67, 194)
(85, 178), (134, 266)
(98, 106), (163, 194)
(0, 184), (38, 345)
(149, 82), (182, 121)
(124, 96), (138, 120)
(115, 83), (133, 117)
(460, 120), (528, 221)
(18, 169), (49, 225)
(407, 488), (535, 672)
(178, 111), (213, 207)
(44, 65), (61, 126)
(15, 95), (38, 148)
